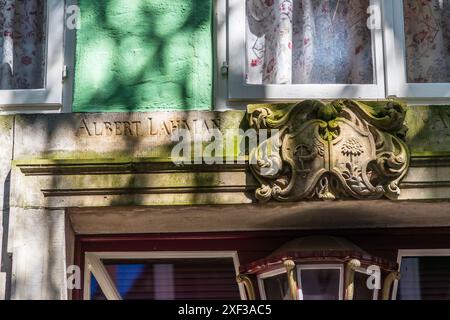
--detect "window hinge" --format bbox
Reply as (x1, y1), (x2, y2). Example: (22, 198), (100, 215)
(221, 61), (229, 76)
(62, 65), (68, 80)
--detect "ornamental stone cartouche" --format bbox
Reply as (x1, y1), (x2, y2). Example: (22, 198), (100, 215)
(248, 99), (410, 202)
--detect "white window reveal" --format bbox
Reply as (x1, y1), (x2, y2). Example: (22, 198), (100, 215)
(0, 0), (64, 108)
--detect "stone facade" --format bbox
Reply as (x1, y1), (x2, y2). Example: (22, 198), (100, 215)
(1, 0), (450, 302)
(0, 103), (449, 299)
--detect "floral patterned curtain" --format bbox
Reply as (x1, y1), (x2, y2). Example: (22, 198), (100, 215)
(404, 0), (450, 83)
(246, 0), (374, 85)
(0, 0), (46, 90)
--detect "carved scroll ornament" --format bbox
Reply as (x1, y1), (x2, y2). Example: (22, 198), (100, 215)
(248, 100), (410, 202)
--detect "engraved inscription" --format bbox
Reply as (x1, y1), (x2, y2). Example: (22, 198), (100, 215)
(77, 117), (221, 138)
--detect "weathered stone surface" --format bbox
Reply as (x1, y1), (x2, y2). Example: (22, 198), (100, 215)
(10, 162), (256, 208)
(2, 106), (450, 301)
(67, 201), (450, 235)
(13, 111), (247, 160)
(405, 105), (450, 156)
(9, 208), (66, 300)
(64, 215), (75, 300)
(12, 106), (450, 161)
(8, 107), (450, 211)
(0, 116), (13, 300)
(248, 100), (410, 202)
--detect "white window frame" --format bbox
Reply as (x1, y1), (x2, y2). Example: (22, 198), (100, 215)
(297, 264), (344, 300)
(392, 249), (450, 300)
(257, 267), (287, 300)
(0, 0), (65, 111)
(83, 251), (246, 300)
(221, 0), (450, 107)
(227, 0), (386, 101)
(384, 0), (450, 100)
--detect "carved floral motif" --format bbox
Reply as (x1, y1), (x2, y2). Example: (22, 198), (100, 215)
(248, 100), (410, 202)
(341, 138), (364, 159)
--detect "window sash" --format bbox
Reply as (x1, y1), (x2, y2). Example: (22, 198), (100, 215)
(226, 0), (450, 102)
(385, 0), (450, 99)
(228, 0), (386, 101)
(393, 249), (450, 300)
(83, 251), (246, 301)
(296, 264), (344, 300)
(0, 0), (64, 107)
(257, 267), (287, 300)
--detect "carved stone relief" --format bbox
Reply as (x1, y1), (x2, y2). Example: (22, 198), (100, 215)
(248, 100), (410, 202)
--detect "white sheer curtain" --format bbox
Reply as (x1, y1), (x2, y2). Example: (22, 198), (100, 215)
(0, 0), (46, 89)
(404, 0), (450, 83)
(246, 0), (374, 85)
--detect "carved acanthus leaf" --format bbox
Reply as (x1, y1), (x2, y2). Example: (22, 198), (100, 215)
(248, 99), (410, 202)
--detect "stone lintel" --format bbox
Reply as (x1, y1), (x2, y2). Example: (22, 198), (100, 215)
(67, 200), (450, 235)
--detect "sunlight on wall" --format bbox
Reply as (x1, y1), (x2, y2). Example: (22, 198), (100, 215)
(73, 0), (213, 112)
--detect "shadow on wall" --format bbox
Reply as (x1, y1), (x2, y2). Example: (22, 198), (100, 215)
(72, 0), (213, 113)
(1, 172), (11, 299)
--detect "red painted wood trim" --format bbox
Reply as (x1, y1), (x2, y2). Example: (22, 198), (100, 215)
(72, 227), (450, 300)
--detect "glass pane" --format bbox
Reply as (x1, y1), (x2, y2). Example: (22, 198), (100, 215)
(0, 0), (46, 89)
(403, 0), (450, 83)
(101, 258), (240, 300)
(398, 256), (450, 300)
(353, 271), (376, 300)
(90, 274), (108, 300)
(246, 0), (375, 85)
(262, 273), (290, 300)
(300, 269), (341, 300)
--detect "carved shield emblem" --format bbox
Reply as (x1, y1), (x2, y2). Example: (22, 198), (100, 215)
(248, 100), (410, 202)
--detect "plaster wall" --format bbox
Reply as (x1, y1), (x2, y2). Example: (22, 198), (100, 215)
(73, 0), (213, 112)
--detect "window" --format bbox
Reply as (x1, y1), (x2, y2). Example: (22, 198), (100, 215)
(0, 0), (64, 107)
(228, 0), (385, 100)
(297, 264), (344, 300)
(394, 250), (450, 300)
(386, 0), (450, 99)
(226, 0), (450, 102)
(257, 264), (346, 301)
(257, 268), (290, 300)
(258, 264), (352, 300)
(84, 252), (245, 300)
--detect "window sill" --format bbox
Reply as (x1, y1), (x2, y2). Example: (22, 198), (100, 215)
(0, 104), (64, 115)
